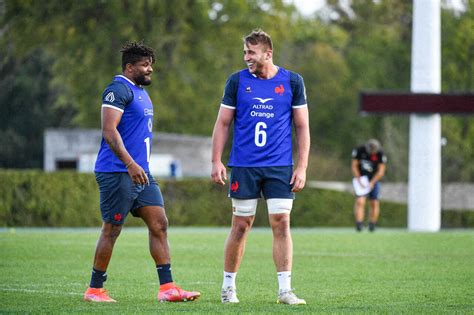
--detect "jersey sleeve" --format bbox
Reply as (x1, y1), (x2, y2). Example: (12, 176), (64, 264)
(380, 151), (388, 163)
(351, 148), (358, 159)
(290, 72), (307, 108)
(220, 72), (240, 109)
(352, 146), (363, 159)
(101, 81), (133, 112)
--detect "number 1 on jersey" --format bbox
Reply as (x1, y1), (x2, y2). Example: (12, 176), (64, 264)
(254, 122), (267, 147)
(144, 137), (151, 162)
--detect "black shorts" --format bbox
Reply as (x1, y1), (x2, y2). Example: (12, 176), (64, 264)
(95, 172), (164, 225)
(228, 166), (295, 200)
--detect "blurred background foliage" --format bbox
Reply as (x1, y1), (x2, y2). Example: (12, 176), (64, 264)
(0, 0), (473, 182)
(1, 170), (473, 227)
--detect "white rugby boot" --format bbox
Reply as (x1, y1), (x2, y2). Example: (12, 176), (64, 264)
(277, 289), (306, 305)
(221, 286), (239, 303)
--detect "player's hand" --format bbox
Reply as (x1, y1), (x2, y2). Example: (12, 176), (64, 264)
(128, 162), (149, 185)
(357, 177), (367, 188)
(211, 161), (227, 186)
(291, 166), (306, 192)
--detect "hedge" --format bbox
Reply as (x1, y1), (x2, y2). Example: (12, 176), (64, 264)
(0, 170), (473, 228)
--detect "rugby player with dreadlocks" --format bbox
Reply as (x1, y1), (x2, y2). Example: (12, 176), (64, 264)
(84, 41), (200, 303)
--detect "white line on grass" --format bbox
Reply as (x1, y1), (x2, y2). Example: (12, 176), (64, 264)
(299, 251), (376, 257)
(5, 282), (85, 289)
(1, 287), (83, 296)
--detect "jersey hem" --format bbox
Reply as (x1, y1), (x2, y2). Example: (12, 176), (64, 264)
(227, 164), (293, 168)
(94, 170), (151, 173)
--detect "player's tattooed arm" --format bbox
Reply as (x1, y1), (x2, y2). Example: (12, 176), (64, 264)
(101, 107), (133, 164)
(101, 107), (148, 184)
(103, 133), (130, 162)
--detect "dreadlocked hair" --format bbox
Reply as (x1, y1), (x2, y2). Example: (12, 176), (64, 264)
(121, 41), (155, 71)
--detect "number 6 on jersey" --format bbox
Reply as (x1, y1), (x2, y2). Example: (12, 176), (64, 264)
(254, 122), (267, 147)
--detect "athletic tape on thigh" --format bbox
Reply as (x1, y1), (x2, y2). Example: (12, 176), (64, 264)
(266, 198), (293, 214)
(231, 198), (258, 216)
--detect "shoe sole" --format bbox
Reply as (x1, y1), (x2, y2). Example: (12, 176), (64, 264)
(277, 299), (306, 305)
(83, 297), (117, 303)
(159, 294), (200, 303)
(221, 300), (239, 303)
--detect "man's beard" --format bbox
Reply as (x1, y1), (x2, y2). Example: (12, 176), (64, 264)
(249, 62), (264, 76)
(135, 74), (152, 86)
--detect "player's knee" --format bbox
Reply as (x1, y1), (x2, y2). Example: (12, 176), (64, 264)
(270, 214), (290, 237)
(355, 198), (366, 207)
(271, 213), (290, 226)
(150, 216), (168, 235)
(232, 198), (258, 217)
(267, 198), (293, 215)
(102, 223), (123, 240)
(231, 218), (253, 239)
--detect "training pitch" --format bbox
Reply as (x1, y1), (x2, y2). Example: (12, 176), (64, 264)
(0, 227), (473, 313)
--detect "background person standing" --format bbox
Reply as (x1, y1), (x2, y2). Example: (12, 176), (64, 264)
(351, 139), (387, 232)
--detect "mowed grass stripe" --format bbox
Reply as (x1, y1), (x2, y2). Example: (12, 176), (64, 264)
(0, 228), (473, 313)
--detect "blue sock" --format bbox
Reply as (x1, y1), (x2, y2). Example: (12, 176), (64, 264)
(90, 267), (107, 288)
(156, 264), (173, 285)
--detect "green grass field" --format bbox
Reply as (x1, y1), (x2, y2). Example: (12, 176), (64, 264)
(1, 227), (473, 314)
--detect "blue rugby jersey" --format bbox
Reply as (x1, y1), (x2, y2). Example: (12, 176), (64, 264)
(95, 75), (154, 173)
(221, 67), (307, 167)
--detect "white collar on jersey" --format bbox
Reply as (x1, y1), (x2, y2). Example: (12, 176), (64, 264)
(115, 75), (136, 86)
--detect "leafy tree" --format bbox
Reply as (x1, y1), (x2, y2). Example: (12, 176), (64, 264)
(0, 49), (74, 168)
(311, 0), (412, 180)
(441, 0), (474, 181)
(0, 0), (472, 181)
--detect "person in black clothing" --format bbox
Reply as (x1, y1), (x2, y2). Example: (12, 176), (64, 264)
(351, 139), (387, 232)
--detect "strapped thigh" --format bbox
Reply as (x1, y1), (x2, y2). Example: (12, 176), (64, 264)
(267, 198), (293, 215)
(231, 198), (258, 216)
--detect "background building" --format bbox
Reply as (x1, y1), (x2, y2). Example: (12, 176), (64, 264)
(44, 129), (212, 178)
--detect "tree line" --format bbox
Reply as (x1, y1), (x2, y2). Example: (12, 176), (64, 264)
(0, 0), (472, 181)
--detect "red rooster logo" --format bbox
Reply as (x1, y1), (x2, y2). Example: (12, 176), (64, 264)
(274, 84), (284, 96)
(231, 181), (239, 192)
(114, 213), (122, 222)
